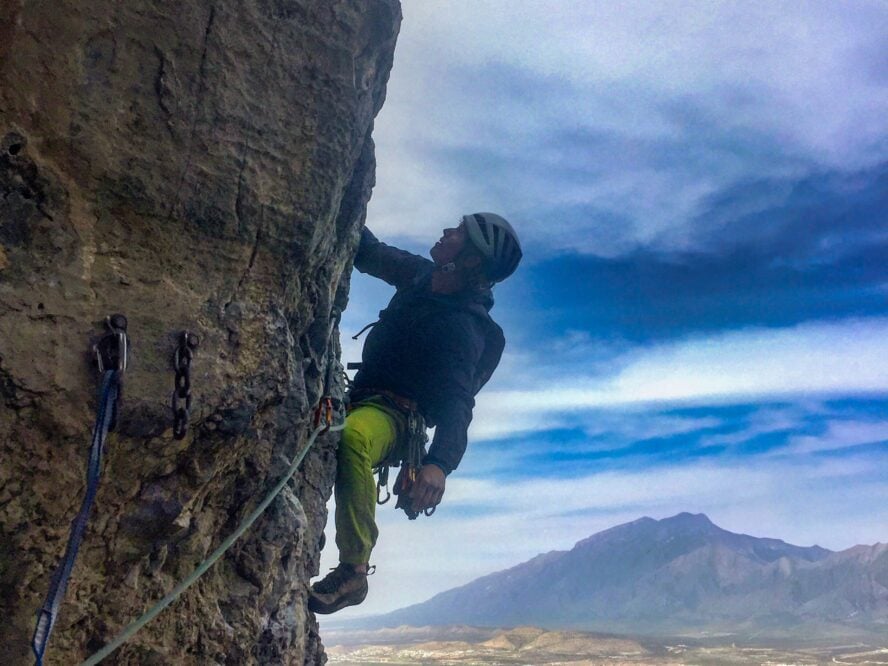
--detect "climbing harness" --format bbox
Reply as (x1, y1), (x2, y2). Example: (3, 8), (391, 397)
(32, 314), (129, 666)
(171, 331), (199, 439)
(78, 308), (344, 666)
(361, 392), (434, 520)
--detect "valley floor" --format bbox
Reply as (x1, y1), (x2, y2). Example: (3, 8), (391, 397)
(324, 626), (888, 666)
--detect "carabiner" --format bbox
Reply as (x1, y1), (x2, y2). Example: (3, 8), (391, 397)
(94, 314), (128, 374)
(376, 482), (391, 505)
(313, 397), (335, 431)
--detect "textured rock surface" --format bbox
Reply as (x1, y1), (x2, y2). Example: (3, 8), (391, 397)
(0, 1), (400, 663)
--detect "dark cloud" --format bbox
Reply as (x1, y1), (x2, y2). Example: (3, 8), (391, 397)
(521, 163), (888, 342)
(462, 398), (888, 480)
(693, 165), (888, 259)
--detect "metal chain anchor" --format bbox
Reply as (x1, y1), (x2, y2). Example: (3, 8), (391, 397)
(171, 331), (199, 439)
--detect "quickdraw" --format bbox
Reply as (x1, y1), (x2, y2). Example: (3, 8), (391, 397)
(314, 307), (342, 430)
(392, 410), (435, 520)
(32, 314), (129, 666)
(171, 331), (199, 439)
(314, 397), (335, 429)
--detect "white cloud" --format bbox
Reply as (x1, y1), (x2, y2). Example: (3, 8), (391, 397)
(582, 413), (723, 443)
(395, 1), (887, 163)
(783, 419), (888, 454)
(698, 402), (822, 448)
(471, 317), (888, 441)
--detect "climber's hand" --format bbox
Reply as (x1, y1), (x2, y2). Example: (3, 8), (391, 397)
(410, 463), (445, 512)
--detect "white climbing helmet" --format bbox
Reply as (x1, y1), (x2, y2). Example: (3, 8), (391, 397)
(461, 212), (523, 283)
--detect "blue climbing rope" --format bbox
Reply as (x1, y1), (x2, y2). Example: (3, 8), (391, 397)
(32, 369), (121, 666)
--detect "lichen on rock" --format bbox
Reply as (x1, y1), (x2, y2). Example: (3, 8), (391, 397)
(0, 1), (401, 663)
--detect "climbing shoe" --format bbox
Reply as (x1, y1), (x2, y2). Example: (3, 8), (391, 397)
(308, 563), (372, 614)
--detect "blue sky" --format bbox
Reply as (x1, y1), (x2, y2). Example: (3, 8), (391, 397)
(321, 1), (888, 617)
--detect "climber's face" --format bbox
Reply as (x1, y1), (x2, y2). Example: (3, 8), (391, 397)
(430, 222), (468, 266)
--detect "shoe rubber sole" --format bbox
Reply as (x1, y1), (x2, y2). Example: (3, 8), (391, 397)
(308, 585), (368, 614)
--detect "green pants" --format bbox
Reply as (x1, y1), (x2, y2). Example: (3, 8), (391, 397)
(335, 402), (403, 565)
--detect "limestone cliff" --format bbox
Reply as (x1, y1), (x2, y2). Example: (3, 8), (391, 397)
(0, 1), (400, 663)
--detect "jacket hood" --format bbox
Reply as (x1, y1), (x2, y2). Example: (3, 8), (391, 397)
(473, 287), (494, 312)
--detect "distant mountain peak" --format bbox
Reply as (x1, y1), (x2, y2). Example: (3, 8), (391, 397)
(366, 513), (880, 640)
(573, 512), (719, 550)
(659, 511), (723, 534)
(664, 511), (714, 525)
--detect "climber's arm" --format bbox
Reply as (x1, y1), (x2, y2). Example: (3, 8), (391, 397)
(354, 227), (433, 289)
(420, 315), (486, 477)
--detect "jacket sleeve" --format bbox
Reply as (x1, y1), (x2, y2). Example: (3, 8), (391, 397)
(354, 227), (433, 289)
(421, 314), (486, 475)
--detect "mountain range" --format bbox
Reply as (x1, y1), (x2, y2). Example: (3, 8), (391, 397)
(365, 513), (888, 640)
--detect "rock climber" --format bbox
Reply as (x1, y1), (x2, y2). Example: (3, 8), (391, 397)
(308, 213), (522, 614)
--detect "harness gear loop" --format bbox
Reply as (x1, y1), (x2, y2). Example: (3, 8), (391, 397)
(171, 331), (199, 440)
(32, 315), (129, 666)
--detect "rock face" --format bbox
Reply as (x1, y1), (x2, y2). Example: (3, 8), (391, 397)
(0, 1), (400, 664)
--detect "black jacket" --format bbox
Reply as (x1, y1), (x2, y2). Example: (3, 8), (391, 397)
(353, 228), (505, 474)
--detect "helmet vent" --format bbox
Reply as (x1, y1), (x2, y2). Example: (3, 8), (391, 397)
(475, 214), (491, 244)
